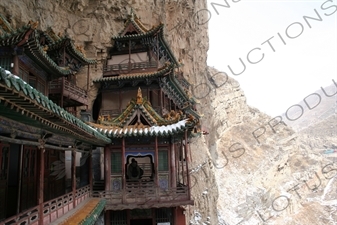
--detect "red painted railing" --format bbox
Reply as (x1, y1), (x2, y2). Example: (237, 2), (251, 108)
(0, 185), (90, 225)
(49, 78), (88, 105)
(103, 61), (157, 75)
(91, 182), (190, 208)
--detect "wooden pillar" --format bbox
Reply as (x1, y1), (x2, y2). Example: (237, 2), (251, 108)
(127, 210), (131, 225)
(119, 90), (122, 113)
(38, 147), (45, 225)
(128, 40), (131, 71)
(12, 54), (19, 75)
(104, 146), (111, 191)
(87, 64), (90, 92)
(122, 138), (126, 203)
(16, 145), (24, 214)
(61, 76), (65, 108)
(156, 35), (159, 68)
(152, 208), (156, 225)
(159, 89), (163, 114)
(170, 140), (176, 188)
(181, 139), (185, 185)
(173, 207), (177, 225)
(155, 136), (159, 189)
(89, 149), (93, 194)
(184, 131), (191, 199)
(86, 65), (90, 110)
(105, 210), (110, 225)
(71, 150), (76, 208)
(175, 143), (179, 186)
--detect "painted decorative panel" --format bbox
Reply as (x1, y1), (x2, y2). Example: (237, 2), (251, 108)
(111, 177), (122, 192)
(159, 174), (169, 190)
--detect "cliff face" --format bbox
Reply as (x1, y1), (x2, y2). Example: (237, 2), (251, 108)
(1, 1), (336, 224)
(202, 67), (336, 225)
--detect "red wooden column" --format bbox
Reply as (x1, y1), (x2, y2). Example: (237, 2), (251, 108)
(173, 207), (177, 225)
(89, 149), (93, 194)
(37, 147), (44, 225)
(105, 210), (111, 224)
(122, 138), (126, 203)
(71, 150), (76, 208)
(170, 140), (176, 188)
(12, 54), (19, 75)
(184, 131), (191, 199)
(60, 76), (65, 108)
(86, 65), (90, 110)
(155, 136), (159, 191)
(104, 146), (111, 191)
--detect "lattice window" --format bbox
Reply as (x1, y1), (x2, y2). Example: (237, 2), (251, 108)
(155, 208), (172, 223)
(111, 151), (122, 173)
(158, 150), (168, 171)
(19, 67), (29, 82)
(110, 210), (127, 225)
(0, 56), (11, 71)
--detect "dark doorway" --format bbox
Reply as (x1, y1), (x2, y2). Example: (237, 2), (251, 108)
(130, 218), (153, 225)
(92, 92), (102, 121)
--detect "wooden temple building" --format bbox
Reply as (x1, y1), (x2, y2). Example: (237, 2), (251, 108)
(0, 14), (108, 225)
(0, 11), (200, 225)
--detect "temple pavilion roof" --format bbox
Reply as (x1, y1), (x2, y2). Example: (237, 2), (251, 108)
(44, 28), (96, 65)
(94, 62), (173, 83)
(0, 14), (13, 34)
(0, 67), (111, 146)
(111, 11), (179, 66)
(89, 88), (198, 138)
(0, 16), (96, 79)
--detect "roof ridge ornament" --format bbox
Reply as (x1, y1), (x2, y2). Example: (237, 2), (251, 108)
(28, 20), (39, 29)
(136, 87), (143, 104)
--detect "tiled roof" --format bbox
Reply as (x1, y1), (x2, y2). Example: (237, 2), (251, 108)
(95, 119), (190, 138)
(0, 16), (96, 78)
(101, 94), (183, 128)
(0, 14), (14, 34)
(0, 67), (111, 146)
(94, 63), (173, 82)
(90, 88), (197, 138)
(118, 10), (156, 35)
(24, 30), (73, 77)
(113, 23), (163, 41)
(0, 25), (32, 46)
(47, 36), (96, 65)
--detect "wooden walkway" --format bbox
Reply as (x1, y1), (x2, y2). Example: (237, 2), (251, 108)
(59, 198), (104, 225)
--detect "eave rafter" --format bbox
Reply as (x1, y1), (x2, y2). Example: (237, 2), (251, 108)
(0, 67), (111, 146)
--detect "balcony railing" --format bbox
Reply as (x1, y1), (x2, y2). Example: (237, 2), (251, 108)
(49, 78), (88, 106)
(92, 181), (191, 210)
(103, 61), (158, 76)
(1, 186), (90, 225)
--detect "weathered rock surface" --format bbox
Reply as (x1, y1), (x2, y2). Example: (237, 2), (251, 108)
(201, 67), (336, 225)
(1, 1), (335, 224)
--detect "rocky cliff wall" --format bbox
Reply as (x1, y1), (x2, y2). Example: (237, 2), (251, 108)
(1, 1), (336, 224)
(202, 67), (336, 225)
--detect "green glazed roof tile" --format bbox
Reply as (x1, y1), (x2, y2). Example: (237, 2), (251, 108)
(0, 67), (111, 145)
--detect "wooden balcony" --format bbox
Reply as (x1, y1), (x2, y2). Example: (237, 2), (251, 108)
(48, 78), (88, 107)
(0, 186), (91, 225)
(103, 61), (158, 76)
(92, 181), (193, 211)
